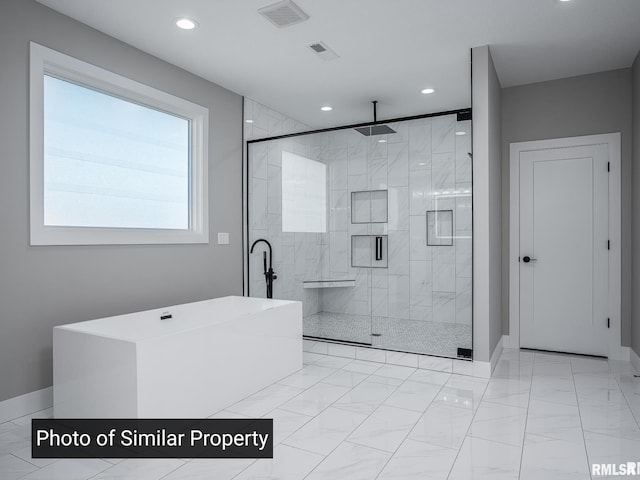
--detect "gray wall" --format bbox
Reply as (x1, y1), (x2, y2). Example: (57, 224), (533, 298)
(501, 69), (633, 346)
(0, 0), (243, 402)
(633, 51), (640, 357)
(472, 46), (503, 362)
(488, 50), (503, 359)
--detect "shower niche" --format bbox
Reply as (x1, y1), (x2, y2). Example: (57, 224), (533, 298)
(247, 110), (473, 358)
(351, 189), (388, 268)
(351, 235), (387, 268)
(351, 190), (388, 223)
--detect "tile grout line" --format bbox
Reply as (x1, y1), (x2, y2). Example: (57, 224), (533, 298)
(8, 452), (43, 471)
(189, 357), (353, 478)
(515, 352), (535, 480)
(613, 365), (640, 431)
(442, 375), (490, 480)
(11, 451), (43, 470)
(95, 459), (188, 480)
(570, 357), (596, 480)
(297, 361), (460, 478)
(371, 378), (451, 479)
(299, 368), (407, 479)
(221, 356), (408, 479)
(226, 356), (355, 416)
(228, 459), (259, 480)
(225, 357), (373, 480)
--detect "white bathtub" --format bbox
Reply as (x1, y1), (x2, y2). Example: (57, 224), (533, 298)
(53, 296), (302, 418)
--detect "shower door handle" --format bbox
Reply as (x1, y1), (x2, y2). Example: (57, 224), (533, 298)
(375, 237), (383, 261)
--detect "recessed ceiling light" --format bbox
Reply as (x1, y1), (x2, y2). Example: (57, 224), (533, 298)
(455, 131), (466, 136)
(245, 119), (254, 124)
(421, 88), (435, 95)
(377, 139), (387, 143)
(559, 0), (572, 2)
(176, 18), (198, 30)
(321, 106), (332, 111)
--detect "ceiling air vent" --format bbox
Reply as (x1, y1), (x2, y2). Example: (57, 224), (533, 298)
(308, 41), (339, 61)
(309, 43), (326, 53)
(258, 0), (309, 28)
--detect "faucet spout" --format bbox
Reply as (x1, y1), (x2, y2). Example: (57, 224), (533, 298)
(250, 238), (276, 299)
(250, 239), (273, 268)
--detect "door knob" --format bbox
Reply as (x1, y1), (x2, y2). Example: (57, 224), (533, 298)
(522, 256), (537, 263)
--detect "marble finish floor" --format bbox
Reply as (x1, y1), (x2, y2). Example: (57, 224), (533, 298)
(1, 349), (640, 479)
(304, 311), (472, 358)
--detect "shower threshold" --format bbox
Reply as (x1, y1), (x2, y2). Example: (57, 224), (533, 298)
(303, 335), (372, 347)
(303, 311), (471, 358)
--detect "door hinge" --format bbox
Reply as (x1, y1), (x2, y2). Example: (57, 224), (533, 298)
(607, 162), (610, 172)
(607, 318), (610, 328)
(608, 240), (610, 250)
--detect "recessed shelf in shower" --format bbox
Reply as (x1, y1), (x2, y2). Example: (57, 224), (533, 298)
(351, 235), (388, 268)
(427, 209), (454, 246)
(351, 190), (388, 224)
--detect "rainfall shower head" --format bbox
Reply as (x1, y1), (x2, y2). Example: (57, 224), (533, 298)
(355, 124), (397, 136)
(355, 101), (396, 136)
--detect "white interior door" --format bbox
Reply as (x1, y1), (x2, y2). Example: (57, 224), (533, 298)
(519, 144), (609, 356)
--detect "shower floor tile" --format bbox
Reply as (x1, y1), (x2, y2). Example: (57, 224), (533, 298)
(303, 311), (471, 358)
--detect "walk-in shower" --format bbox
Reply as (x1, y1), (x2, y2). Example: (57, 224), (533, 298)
(246, 109), (473, 359)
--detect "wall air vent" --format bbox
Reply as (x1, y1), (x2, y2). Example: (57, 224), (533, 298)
(258, 0), (309, 28)
(308, 41), (340, 61)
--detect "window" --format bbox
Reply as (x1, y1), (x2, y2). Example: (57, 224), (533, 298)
(30, 43), (209, 245)
(281, 151), (327, 233)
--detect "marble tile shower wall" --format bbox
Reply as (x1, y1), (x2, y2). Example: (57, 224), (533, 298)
(245, 98), (324, 317)
(320, 115), (472, 325)
(244, 98), (309, 141)
(248, 135), (328, 317)
(247, 103), (472, 326)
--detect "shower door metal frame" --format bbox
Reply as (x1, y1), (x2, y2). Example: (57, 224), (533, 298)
(243, 106), (474, 360)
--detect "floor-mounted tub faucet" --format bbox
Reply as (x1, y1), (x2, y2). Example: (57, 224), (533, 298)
(250, 239), (277, 299)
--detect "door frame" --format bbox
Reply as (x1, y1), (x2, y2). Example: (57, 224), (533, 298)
(508, 133), (622, 359)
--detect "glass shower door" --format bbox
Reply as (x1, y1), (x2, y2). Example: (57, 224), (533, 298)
(304, 129), (374, 345)
(247, 130), (374, 345)
(247, 111), (474, 358)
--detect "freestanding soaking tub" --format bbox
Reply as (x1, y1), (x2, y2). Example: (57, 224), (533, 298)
(53, 296), (302, 418)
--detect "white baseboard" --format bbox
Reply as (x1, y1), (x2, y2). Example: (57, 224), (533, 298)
(502, 334), (520, 349)
(631, 348), (640, 375)
(0, 387), (53, 424)
(608, 346), (630, 361)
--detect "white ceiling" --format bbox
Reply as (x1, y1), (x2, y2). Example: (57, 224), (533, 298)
(36, 0), (640, 128)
